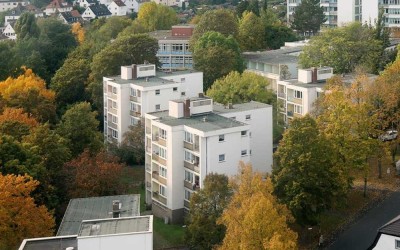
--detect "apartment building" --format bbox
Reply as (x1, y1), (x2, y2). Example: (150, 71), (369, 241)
(149, 25), (194, 70)
(144, 96), (273, 223)
(103, 63), (203, 144)
(277, 67), (333, 125)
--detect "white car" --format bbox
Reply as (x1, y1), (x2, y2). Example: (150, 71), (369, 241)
(379, 130), (398, 141)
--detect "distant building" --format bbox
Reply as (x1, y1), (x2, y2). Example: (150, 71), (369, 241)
(44, 0), (73, 15)
(107, 0), (127, 16)
(102, 63), (203, 145)
(58, 10), (83, 24)
(82, 4), (112, 20)
(152, 0), (178, 7)
(144, 96), (273, 223)
(149, 25), (194, 71)
(369, 214), (400, 250)
(78, 0), (97, 8)
(0, 0), (28, 12)
(4, 4), (43, 26)
(2, 21), (16, 40)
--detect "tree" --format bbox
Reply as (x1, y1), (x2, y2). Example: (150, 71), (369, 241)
(137, 2), (178, 31)
(185, 173), (233, 249)
(71, 22), (85, 44)
(193, 31), (244, 91)
(0, 68), (57, 123)
(63, 149), (125, 198)
(57, 102), (103, 157)
(218, 162), (298, 250)
(0, 174), (55, 249)
(299, 22), (383, 74)
(206, 71), (274, 105)
(238, 11), (265, 51)
(272, 115), (344, 225)
(14, 12), (40, 40)
(236, 0), (249, 18)
(265, 24), (298, 50)
(0, 41), (14, 81)
(291, 0), (326, 35)
(247, 0), (260, 16)
(190, 9), (239, 45)
(0, 108), (39, 140)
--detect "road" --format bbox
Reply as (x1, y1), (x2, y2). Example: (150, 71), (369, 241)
(328, 192), (400, 250)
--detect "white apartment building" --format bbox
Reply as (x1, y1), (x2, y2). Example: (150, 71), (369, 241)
(277, 67), (333, 125)
(149, 25), (194, 70)
(103, 64), (203, 144)
(144, 96), (273, 223)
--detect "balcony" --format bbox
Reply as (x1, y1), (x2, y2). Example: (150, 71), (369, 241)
(184, 161), (200, 173)
(184, 141), (199, 152)
(108, 107), (117, 115)
(130, 95), (141, 103)
(153, 135), (166, 147)
(146, 146), (151, 154)
(184, 200), (190, 209)
(152, 171), (167, 185)
(130, 110), (141, 118)
(107, 121), (118, 129)
(107, 92), (117, 100)
(184, 180), (199, 191)
(145, 164), (151, 172)
(287, 111), (294, 117)
(146, 181), (151, 189)
(152, 153), (167, 166)
(278, 92), (286, 98)
(287, 97), (302, 105)
(153, 192), (167, 205)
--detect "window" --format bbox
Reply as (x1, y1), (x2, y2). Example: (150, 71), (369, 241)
(112, 115), (117, 124)
(155, 104), (161, 110)
(396, 239), (400, 249)
(111, 129), (118, 139)
(112, 86), (117, 94)
(185, 170), (194, 183)
(159, 128), (167, 139)
(130, 117), (138, 126)
(112, 101), (117, 109)
(184, 150), (195, 163)
(159, 185), (166, 197)
(294, 105), (302, 114)
(294, 90), (302, 99)
(160, 166), (167, 178)
(155, 89), (160, 95)
(241, 150), (247, 156)
(249, 149), (252, 155)
(159, 147), (167, 159)
(184, 131), (193, 143)
(181, 92), (186, 96)
(245, 114), (251, 120)
(173, 87), (178, 91)
(219, 154), (225, 162)
(241, 131), (247, 136)
(130, 88), (137, 97)
(219, 134), (225, 142)
(184, 189), (192, 201)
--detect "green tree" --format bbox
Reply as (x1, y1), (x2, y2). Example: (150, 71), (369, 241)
(193, 31), (244, 91)
(14, 12), (40, 40)
(185, 173), (233, 250)
(236, 0), (249, 18)
(299, 22), (383, 74)
(265, 25), (298, 50)
(238, 11), (265, 51)
(218, 162), (298, 250)
(0, 41), (14, 81)
(247, 0), (260, 16)
(137, 2), (178, 31)
(57, 102), (103, 157)
(291, 0), (326, 35)
(272, 115), (343, 225)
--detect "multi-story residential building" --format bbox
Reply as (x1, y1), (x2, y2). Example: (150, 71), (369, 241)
(103, 63), (203, 144)
(144, 96), (273, 223)
(149, 25), (194, 70)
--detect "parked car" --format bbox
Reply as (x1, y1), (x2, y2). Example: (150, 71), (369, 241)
(379, 130), (398, 141)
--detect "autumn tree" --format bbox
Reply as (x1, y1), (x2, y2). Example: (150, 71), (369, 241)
(71, 22), (85, 44)
(193, 31), (244, 91)
(57, 102), (103, 157)
(238, 11), (265, 51)
(185, 173), (233, 249)
(0, 174), (55, 249)
(218, 162), (297, 250)
(137, 2), (178, 31)
(63, 149), (125, 198)
(291, 0), (326, 35)
(299, 22), (383, 74)
(0, 108), (39, 140)
(273, 115), (344, 225)
(0, 68), (57, 123)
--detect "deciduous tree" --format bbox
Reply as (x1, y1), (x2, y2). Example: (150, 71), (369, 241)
(218, 162), (298, 250)
(238, 11), (265, 51)
(0, 108), (39, 140)
(0, 174), (55, 249)
(71, 22), (85, 44)
(14, 12), (40, 40)
(185, 173), (233, 249)
(137, 2), (178, 31)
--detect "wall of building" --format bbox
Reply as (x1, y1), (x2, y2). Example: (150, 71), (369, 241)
(372, 234), (400, 250)
(78, 232), (152, 250)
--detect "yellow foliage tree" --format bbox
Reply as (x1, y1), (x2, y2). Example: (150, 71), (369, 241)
(71, 22), (85, 44)
(0, 174), (55, 249)
(0, 108), (39, 127)
(218, 162), (298, 250)
(0, 68), (56, 123)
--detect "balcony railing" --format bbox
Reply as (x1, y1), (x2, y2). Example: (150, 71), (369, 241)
(130, 110), (141, 117)
(184, 141), (199, 152)
(278, 92), (286, 98)
(287, 97), (302, 105)
(146, 147), (151, 154)
(184, 161), (200, 173)
(184, 200), (190, 209)
(153, 192), (167, 205)
(107, 92), (117, 100)
(145, 127), (151, 134)
(152, 153), (167, 166)
(107, 121), (118, 129)
(130, 95), (141, 103)
(153, 171), (167, 185)
(146, 181), (151, 189)
(184, 180), (199, 191)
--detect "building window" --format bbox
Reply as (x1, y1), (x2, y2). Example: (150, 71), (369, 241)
(184, 150), (195, 163)
(112, 86), (117, 94)
(294, 105), (302, 114)
(159, 147), (167, 159)
(155, 104), (161, 110)
(130, 117), (138, 126)
(219, 154), (225, 162)
(184, 131), (193, 143)
(294, 90), (302, 99)
(219, 134), (225, 142)
(184, 189), (192, 201)
(241, 131), (247, 136)
(130, 88), (137, 96)
(112, 101), (117, 109)
(185, 170), (194, 183)
(241, 150), (247, 156)
(173, 87), (178, 91)
(159, 185), (166, 197)
(245, 114), (251, 120)
(159, 128), (167, 139)
(112, 115), (117, 124)
(160, 166), (167, 178)
(155, 89), (160, 95)
(395, 239), (400, 249)
(111, 129), (118, 139)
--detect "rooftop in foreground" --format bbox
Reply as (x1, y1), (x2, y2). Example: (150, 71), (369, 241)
(243, 46), (303, 64)
(213, 101), (272, 114)
(19, 236), (77, 250)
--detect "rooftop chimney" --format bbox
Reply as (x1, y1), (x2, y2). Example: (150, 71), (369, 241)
(184, 99), (191, 118)
(132, 64), (137, 80)
(112, 200), (121, 218)
(312, 67), (318, 83)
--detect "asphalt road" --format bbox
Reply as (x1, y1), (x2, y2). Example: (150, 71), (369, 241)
(328, 192), (400, 250)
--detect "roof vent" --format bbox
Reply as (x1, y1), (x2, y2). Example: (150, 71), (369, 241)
(202, 116), (207, 122)
(228, 103), (233, 109)
(65, 247), (74, 250)
(112, 200), (121, 218)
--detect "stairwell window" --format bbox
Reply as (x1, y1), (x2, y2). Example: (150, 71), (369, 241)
(219, 154), (225, 162)
(155, 89), (160, 95)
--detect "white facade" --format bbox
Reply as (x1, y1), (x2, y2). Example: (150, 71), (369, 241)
(103, 64), (203, 145)
(122, 0), (140, 13)
(372, 234), (400, 250)
(144, 97), (273, 223)
(0, 0), (27, 12)
(108, 0), (127, 16)
(44, 0), (73, 15)
(152, 0), (179, 7)
(2, 22), (16, 40)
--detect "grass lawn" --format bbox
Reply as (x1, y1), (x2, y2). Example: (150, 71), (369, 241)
(153, 217), (186, 249)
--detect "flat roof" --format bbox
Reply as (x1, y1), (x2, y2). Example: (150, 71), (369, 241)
(243, 46), (303, 65)
(213, 101), (272, 114)
(79, 216), (152, 237)
(149, 30), (191, 41)
(19, 236), (77, 250)
(57, 194), (140, 236)
(149, 111), (247, 132)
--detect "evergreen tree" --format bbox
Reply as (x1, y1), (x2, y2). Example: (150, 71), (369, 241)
(291, 0), (326, 35)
